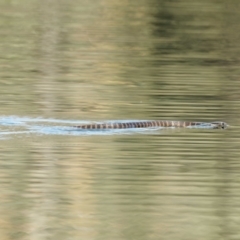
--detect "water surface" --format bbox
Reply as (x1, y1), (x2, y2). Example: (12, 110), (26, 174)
(0, 0), (239, 240)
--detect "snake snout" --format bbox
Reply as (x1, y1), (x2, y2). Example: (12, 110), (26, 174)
(211, 122), (228, 129)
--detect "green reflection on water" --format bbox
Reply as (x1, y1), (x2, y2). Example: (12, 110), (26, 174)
(0, 0), (238, 239)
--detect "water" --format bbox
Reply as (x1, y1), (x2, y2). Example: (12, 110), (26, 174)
(0, 0), (239, 239)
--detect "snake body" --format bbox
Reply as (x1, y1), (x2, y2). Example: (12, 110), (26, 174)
(74, 121), (228, 130)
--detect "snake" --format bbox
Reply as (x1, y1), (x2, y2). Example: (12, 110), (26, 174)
(74, 120), (228, 130)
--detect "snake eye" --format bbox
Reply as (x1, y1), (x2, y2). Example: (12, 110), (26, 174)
(221, 122), (227, 129)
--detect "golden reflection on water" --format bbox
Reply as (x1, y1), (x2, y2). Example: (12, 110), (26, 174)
(0, 0), (239, 240)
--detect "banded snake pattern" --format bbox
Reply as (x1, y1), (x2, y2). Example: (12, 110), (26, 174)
(74, 120), (228, 130)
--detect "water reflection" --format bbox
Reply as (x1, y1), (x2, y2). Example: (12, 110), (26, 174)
(0, 0), (238, 240)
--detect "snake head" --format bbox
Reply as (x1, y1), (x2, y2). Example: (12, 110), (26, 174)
(211, 122), (228, 129)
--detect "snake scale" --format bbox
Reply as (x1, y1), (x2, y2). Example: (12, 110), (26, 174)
(74, 120), (228, 130)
